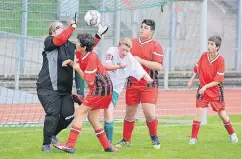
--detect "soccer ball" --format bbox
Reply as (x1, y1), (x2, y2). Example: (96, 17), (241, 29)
(84, 10), (101, 27)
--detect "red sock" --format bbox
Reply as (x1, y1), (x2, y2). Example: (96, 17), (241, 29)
(123, 119), (135, 141)
(191, 120), (201, 139)
(67, 125), (82, 148)
(95, 128), (111, 149)
(146, 119), (158, 136)
(224, 120), (235, 135)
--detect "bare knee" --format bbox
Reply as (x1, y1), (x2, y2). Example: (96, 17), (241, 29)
(194, 108), (204, 121)
(218, 110), (229, 123)
(125, 105), (138, 121)
(142, 103), (156, 121)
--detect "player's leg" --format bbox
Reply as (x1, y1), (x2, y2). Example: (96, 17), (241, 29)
(104, 91), (119, 144)
(212, 102), (238, 143)
(88, 110), (118, 152)
(116, 105), (138, 147)
(53, 104), (92, 153)
(53, 94), (75, 144)
(116, 88), (139, 147)
(189, 107), (204, 144)
(189, 96), (208, 144)
(37, 90), (61, 152)
(141, 88), (160, 149)
(104, 103), (114, 143)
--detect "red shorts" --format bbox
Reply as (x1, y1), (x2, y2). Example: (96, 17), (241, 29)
(83, 94), (112, 110)
(196, 99), (225, 112)
(196, 86), (225, 112)
(126, 86), (158, 105)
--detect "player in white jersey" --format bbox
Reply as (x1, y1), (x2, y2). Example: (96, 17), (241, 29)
(103, 38), (153, 144)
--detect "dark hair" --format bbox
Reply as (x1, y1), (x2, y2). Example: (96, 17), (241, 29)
(142, 19), (155, 31)
(208, 35), (222, 50)
(77, 33), (95, 52)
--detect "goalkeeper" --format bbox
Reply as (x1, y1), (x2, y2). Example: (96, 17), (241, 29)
(36, 18), (110, 152)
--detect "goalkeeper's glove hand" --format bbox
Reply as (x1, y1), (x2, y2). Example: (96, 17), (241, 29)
(96, 23), (111, 39)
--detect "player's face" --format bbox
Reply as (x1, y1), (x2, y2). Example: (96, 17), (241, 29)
(53, 23), (64, 36)
(207, 41), (218, 53)
(118, 44), (130, 59)
(139, 23), (153, 39)
(76, 39), (87, 54)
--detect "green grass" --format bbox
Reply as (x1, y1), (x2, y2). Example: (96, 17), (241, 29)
(0, 0), (58, 36)
(0, 115), (241, 159)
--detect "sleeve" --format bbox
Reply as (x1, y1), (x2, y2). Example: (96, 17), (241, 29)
(152, 42), (163, 64)
(194, 53), (205, 73)
(84, 55), (97, 82)
(127, 53), (146, 80)
(193, 62), (199, 73)
(93, 34), (101, 48)
(44, 36), (56, 51)
(214, 58), (225, 82)
(53, 26), (75, 46)
(104, 47), (115, 65)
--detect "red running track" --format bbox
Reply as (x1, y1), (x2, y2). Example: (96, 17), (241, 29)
(0, 90), (240, 124)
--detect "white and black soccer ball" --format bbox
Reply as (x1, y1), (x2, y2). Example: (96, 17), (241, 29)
(84, 10), (101, 27)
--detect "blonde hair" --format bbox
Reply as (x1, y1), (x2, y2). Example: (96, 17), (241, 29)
(49, 21), (63, 35)
(118, 38), (132, 48)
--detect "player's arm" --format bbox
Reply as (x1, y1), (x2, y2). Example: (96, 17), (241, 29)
(199, 58), (225, 94)
(187, 62), (199, 88)
(44, 25), (76, 52)
(135, 42), (163, 71)
(104, 53), (121, 71)
(128, 53), (147, 80)
(103, 48), (125, 71)
(93, 23), (111, 48)
(62, 58), (95, 86)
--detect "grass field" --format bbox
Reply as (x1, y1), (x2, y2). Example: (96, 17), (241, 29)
(0, 115), (241, 159)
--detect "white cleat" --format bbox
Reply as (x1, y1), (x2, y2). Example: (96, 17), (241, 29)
(189, 138), (197, 145)
(230, 133), (238, 143)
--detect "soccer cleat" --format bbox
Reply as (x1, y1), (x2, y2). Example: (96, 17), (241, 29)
(53, 143), (74, 154)
(230, 133), (238, 143)
(115, 138), (131, 147)
(42, 145), (51, 152)
(189, 138), (198, 145)
(104, 147), (119, 152)
(72, 94), (83, 105)
(51, 135), (58, 145)
(151, 136), (161, 149)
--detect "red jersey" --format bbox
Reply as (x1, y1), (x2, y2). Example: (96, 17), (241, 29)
(77, 51), (113, 96)
(194, 52), (225, 100)
(127, 38), (163, 88)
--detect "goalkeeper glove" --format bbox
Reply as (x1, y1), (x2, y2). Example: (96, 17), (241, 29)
(96, 23), (111, 39)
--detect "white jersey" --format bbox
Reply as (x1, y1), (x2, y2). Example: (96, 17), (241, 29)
(105, 47), (146, 94)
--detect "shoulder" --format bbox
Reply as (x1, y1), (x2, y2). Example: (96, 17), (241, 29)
(217, 55), (225, 63)
(44, 36), (53, 44)
(132, 38), (139, 44)
(106, 47), (117, 55)
(85, 52), (98, 62)
(199, 52), (208, 60)
(153, 40), (163, 50)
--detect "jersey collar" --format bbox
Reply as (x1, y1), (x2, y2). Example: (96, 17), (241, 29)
(207, 52), (220, 63)
(82, 52), (91, 60)
(139, 38), (153, 44)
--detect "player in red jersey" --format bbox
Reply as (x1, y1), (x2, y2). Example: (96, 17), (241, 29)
(187, 35), (238, 144)
(53, 33), (118, 153)
(116, 19), (163, 149)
